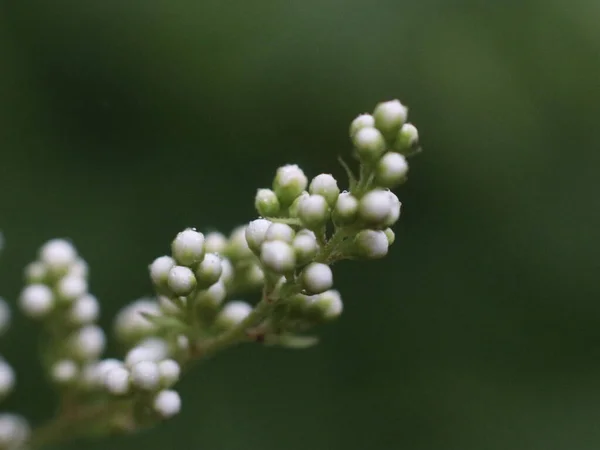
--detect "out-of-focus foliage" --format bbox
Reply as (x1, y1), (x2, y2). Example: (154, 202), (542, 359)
(1, 1), (599, 449)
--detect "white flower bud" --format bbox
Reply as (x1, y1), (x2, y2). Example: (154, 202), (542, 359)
(56, 275), (88, 303)
(167, 266), (197, 296)
(254, 188), (280, 217)
(69, 325), (106, 360)
(158, 359), (181, 388)
(67, 259), (89, 278)
(297, 194), (330, 230)
(219, 258), (234, 286)
(171, 228), (205, 267)
(352, 127), (386, 162)
(195, 253), (223, 287)
(104, 366), (130, 395)
(153, 389), (181, 418)
(149, 256), (175, 287)
(85, 359), (123, 387)
(0, 414), (30, 450)
(68, 294), (100, 325)
(130, 360), (160, 391)
(292, 231), (319, 265)
(39, 239), (77, 274)
(125, 339), (169, 367)
(309, 174), (340, 207)
(273, 164), (308, 207)
(355, 229), (389, 259)
(384, 228), (395, 246)
(394, 123), (419, 154)
(195, 281), (227, 307)
(24, 261), (47, 284)
(332, 192), (359, 226)
(114, 299), (160, 343)
(349, 114), (375, 137)
(19, 284), (54, 319)
(379, 191), (401, 228)
(264, 223), (295, 243)
(312, 290), (343, 320)
(0, 298), (11, 335)
(375, 152), (409, 188)
(0, 360), (14, 397)
(228, 226), (253, 260)
(358, 189), (395, 226)
(373, 100), (408, 138)
(204, 232), (228, 254)
(301, 263), (333, 294)
(260, 240), (296, 274)
(245, 219), (272, 254)
(216, 301), (252, 329)
(51, 359), (78, 385)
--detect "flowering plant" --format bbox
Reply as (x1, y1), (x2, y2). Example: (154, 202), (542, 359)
(0, 99), (420, 450)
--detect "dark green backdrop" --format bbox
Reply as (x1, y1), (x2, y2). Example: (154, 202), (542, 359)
(1, 1), (599, 449)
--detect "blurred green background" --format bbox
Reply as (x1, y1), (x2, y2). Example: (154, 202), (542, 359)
(1, 0), (600, 449)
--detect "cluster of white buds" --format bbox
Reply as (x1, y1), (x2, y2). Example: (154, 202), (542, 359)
(18, 239), (105, 389)
(0, 98), (421, 447)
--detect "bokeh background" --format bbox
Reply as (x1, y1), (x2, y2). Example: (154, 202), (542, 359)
(1, 1), (600, 449)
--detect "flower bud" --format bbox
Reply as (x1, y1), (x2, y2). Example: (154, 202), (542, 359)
(149, 256), (175, 288)
(114, 299), (160, 344)
(227, 226), (253, 260)
(384, 228), (395, 246)
(158, 295), (182, 315)
(292, 230), (319, 265)
(393, 123), (419, 155)
(354, 229), (389, 259)
(288, 191), (309, 218)
(352, 127), (386, 162)
(125, 339), (169, 367)
(69, 325), (106, 361)
(309, 174), (340, 207)
(332, 192), (359, 226)
(67, 259), (89, 278)
(104, 366), (130, 395)
(349, 114), (375, 137)
(56, 275), (87, 304)
(301, 263), (333, 294)
(265, 223), (295, 243)
(297, 195), (330, 230)
(383, 192), (402, 227)
(153, 389), (181, 418)
(358, 189), (396, 227)
(195, 253), (223, 288)
(19, 284), (54, 319)
(245, 219), (272, 254)
(255, 188), (280, 217)
(204, 232), (228, 254)
(39, 239), (77, 275)
(273, 164), (308, 207)
(260, 241), (296, 274)
(310, 290), (343, 320)
(216, 301), (253, 329)
(0, 414), (30, 450)
(130, 360), (160, 391)
(195, 281), (227, 308)
(158, 359), (181, 388)
(375, 152), (409, 188)
(51, 359), (78, 385)
(167, 266), (197, 296)
(171, 229), (205, 267)
(24, 261), (48, 284)
(68, 294), (100, 325)
(373, 100), (408, 140)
